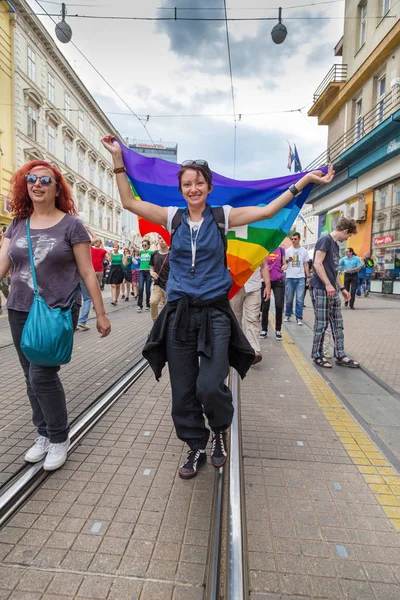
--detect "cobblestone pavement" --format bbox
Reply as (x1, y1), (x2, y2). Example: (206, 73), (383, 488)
(243, 329), (400, 599)
(301, 293), (400, 394)
(0, 366), (213, 600)
(0, 301), (153, 485)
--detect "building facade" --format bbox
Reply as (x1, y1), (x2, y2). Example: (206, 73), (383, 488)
(0, 1), (16, 231)
(10, 0), (122, 246)
(306, 0), (400, 294)
(293, 205), (320, 258)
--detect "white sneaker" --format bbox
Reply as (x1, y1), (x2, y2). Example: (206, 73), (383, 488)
(25, 436), (50, 463)
(77, 323), (90, 331)
(283, 316), (291, 322)
(296, 319), (303, 326)
(43, 438), (70, 471)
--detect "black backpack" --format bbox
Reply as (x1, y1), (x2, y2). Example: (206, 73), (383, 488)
(170, 206), (228, 268)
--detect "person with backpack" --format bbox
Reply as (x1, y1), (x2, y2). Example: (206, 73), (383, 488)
(149, 235), (170, 322)
(101, 134), (334, 480)
(260, 245), (286, 341)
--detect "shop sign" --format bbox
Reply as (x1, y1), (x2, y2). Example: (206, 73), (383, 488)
(374, 235), (393, 246)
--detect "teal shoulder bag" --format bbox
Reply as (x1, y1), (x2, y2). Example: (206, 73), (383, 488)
(21, 218), (78, 367)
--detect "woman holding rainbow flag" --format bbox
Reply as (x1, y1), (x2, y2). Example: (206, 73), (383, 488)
(101, 135), (334, 480)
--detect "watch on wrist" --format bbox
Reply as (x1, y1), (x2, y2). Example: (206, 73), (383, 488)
(340, 286), (345, 291)
(113, 166), (126, 174)
(288, 184), (301, 197)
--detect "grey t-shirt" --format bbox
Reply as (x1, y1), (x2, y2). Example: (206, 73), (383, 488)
(309, 234), (340, 290)
(6, 214), (90, 311)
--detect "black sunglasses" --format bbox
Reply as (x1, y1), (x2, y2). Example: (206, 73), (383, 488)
(181, 160), (209, 167)
(25, 174), (55, 186)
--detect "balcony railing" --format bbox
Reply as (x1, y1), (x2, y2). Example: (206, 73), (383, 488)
(306, 86), (400, 171)
(313, 64), (348, 103)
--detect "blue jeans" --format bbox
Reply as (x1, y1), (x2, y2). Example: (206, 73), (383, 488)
(285, 277), (306, 319)
(138, 270), (152, 309)
(363, 274), (372, 293)
(78, 279), (91, 325)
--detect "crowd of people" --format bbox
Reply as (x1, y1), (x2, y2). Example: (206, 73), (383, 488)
(0, 140), (373, 480)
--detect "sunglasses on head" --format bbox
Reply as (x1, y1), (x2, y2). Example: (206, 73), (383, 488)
(181, 160), (209, 167)
(25, 174), (55, 185)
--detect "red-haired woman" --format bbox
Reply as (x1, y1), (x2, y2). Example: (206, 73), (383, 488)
(0, 161), (111, 470)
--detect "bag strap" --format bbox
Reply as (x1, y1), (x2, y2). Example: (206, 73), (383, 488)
(25, 218), (39, 294)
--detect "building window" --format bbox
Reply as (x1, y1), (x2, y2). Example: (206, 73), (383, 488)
(78, 150), (85, 176)
(379, 221), (385, 233)
(99, 168), (105, 191)
(89, 123), (95, 145)
(107, 206), (113, 232)
(64, 93), (71, 119)
(355, 98), (363, 141)
(382, 0), (391, 16)
(47, 73), (55, 103)
(77, 190), (85, 213)
(78, 110), (84, 133)
(99, 202), (104, 228)
(89, 200), (95, 225)
(89, 159), (95, 184)
(395, 185), (400, 205)
(379, 188), (387, 209)
(377, 75), (386, 123)
(27, 106), (37, 140)
(358, 2), (367, 48)
(107, 173), (113, 197)
(27, 47), (36, 81)
(394, 215), (400, 230)
(47, 125), (56, 154)
(64, 138), (72, 166)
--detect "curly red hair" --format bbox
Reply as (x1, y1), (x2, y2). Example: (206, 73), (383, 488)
(9, 160), (77, 219)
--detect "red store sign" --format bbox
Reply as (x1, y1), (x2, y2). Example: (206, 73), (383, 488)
(374, 235), (393, 246)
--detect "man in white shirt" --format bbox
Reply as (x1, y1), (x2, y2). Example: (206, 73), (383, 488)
(284, 232), (310, 326)
(230, 269), (270, 365)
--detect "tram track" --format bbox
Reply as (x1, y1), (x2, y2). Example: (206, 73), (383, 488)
(0, 361), (248, 599)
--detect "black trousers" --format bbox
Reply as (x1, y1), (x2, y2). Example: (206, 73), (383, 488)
(261, 280), (285, 332)
(8, 306), (79, 443)
(166, 307), (233, 450)
(344, 273), (358, 308)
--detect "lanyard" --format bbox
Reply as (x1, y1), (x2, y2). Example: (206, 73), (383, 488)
(190, 223), (201, 278)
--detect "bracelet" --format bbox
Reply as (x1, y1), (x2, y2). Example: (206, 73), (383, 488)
(113, 166), (126, 174)
(340, 286), (345, 291)
(288, 184), (300, 197)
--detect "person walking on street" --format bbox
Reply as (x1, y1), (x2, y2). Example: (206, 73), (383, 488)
(137, 239), (153, 312)
(339, 248), (362, 309)
(0, 160), (111, 470)
(131, 247), (140, 299)
(90, 238), (108, 288)
(362, 252), (375, 296)
(310, 217), (360, 369)
(284, 232), (310, 325)
(107, 242), (124, 306)
(101, 133), (335, 480)
(121, 248), (132, 301)
(231, 268), (267, 365)
(260, 245), (285, 340)
(149, 235), (170, 322)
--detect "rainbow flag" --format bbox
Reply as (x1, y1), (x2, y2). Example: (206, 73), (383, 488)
(121, 144), (318, 298)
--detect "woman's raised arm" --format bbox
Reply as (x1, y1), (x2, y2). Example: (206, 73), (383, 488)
(101, 136), (168, 227)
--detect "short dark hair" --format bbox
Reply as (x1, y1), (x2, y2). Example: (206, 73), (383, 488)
(177, 164), (213, 193)
(346, 247), (355, 254)
(336, 217), (358, 234)
(291, 232), (301, 239)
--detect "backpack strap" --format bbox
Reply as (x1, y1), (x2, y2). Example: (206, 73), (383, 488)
(170, 208), (185, 237)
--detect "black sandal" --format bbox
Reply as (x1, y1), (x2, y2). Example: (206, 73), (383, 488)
(335, 357), (360, 368)
(314, 357), (332, 368)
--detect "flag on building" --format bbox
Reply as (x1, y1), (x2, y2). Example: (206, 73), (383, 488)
(287, 141), (294, 171)
(293, 144), (302, 173)
(120, 143), (319, 298)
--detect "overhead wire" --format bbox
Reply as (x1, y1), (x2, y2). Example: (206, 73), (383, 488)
(223, 0), (238, 178)
(31, 0), (164, 157)
(18, 12), (395, 20)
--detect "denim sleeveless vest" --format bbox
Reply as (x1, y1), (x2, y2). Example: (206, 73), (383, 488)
(167, 204), (232, 301)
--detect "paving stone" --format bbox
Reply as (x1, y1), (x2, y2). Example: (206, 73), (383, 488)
(76, 575), (112, 599)
(46, 572), (84, 596)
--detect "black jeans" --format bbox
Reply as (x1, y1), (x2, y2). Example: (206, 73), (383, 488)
(138, 270), (152, 309)
(261, 280), (285, 333)
(166, 307), (233, 450)
(344, 273), (358, 308)
(8, 306), (79, 443)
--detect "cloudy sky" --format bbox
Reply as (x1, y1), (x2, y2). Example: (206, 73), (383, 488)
(27, 0), (345, 179)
